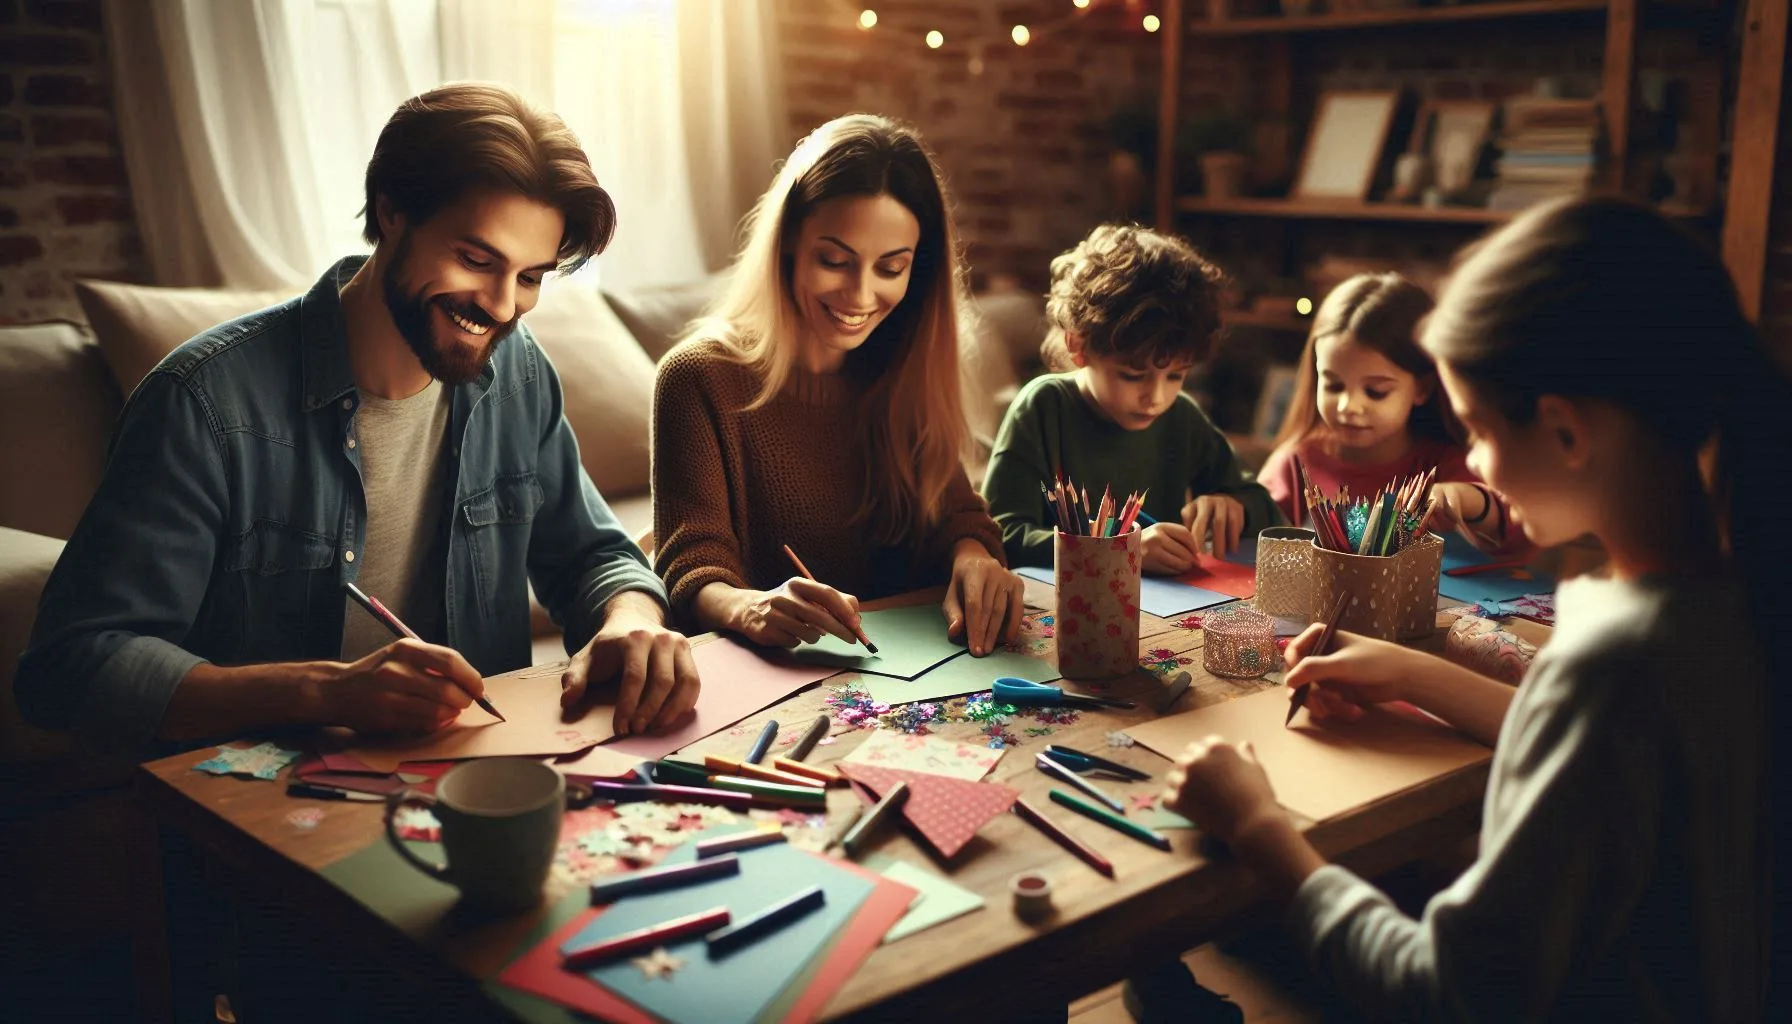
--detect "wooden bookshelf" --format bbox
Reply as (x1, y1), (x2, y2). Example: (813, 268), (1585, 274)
(1175, 195), (1514, 224)
(1187, 0), (1610, 36)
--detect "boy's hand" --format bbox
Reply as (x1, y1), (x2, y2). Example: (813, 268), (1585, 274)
(1140, 522), (1200, 575)
(1181, 493), (1246, 558)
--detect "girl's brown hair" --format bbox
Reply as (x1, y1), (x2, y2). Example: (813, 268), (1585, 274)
(1041, 224), (1226, 372)
(1271, 272), (1456, 452)
(685, 114), (971, 545)
(362, 83), (616, 274)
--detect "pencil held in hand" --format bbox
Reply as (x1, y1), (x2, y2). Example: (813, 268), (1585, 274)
(344, 581), (505, 722)
(781, 544), (878, 654)
(1286, 590), (1350, 727)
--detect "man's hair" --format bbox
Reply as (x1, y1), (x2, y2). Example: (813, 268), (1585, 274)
(361, 83), (615, 273)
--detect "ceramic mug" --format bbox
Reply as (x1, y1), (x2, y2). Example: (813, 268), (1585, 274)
(384, 757), (564, 913)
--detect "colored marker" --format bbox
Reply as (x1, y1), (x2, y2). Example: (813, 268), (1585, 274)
(562, 906), (731, 967)
(787, 714), (831, 761)
(745, 720), (779, 764)
(707, 775), (828, 808)
(821, 802), (864, 853)
(705, 885), (827, 956)
(1036, 753), (1126, 814)
(1049, 788), (1171, 852)
(577, 780), (753, 812)
(705, 754), (825, 789)
(693, 829), (787, 859)
(1013, 797), (1114, 878)
(649, 759), (713, 787)
(590, 854), (740, 903)
(841, 781), (910, 859)
(772, 756), (841, 785)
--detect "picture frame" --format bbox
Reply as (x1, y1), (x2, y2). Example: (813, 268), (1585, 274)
(1292, 90), (1399, 201)
(1405, 99), (1496, 162)
(1252, 364), (1300, 443)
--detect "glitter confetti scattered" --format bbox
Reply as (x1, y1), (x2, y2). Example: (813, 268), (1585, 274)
(1024, 726), (1054, 737)
(192, 741), (301, 781)
(1107, 730), (1136, 748)
(284, 807), (325, 830)
(631, 947), (685, 981)
(392, 805), (441, 842)
(1173, 614), (1205, 631)
(1130, 793), (1159, 813)
(548, 802), (741, 891)
(1141, 648), (1194, 675)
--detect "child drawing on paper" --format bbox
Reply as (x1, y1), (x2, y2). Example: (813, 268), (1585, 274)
(1163, 198), (1783, 1020)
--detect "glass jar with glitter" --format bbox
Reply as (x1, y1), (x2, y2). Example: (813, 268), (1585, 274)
(1202, 607), (1276, 680)
(1053, 526), (1142, 679)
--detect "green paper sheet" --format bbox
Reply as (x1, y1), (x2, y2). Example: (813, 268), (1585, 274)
(872, 858), (985, 942)
(856, 647), (1062, 706)
(1137, 805), (1197, 830)
(319, 837), (463, 936)
(790, 604), (969, 678)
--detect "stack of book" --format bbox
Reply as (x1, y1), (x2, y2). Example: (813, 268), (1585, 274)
(1487, 97), (1600, 213)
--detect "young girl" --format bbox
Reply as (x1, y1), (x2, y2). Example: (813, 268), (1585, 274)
(1257, 273), (1526, 556)
(651, 114), (1026, 657)
(1163, 197), (1784, 1019)
(982, 225), (1277, 574)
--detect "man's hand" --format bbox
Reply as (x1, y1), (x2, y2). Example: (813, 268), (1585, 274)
(560, 591), (700, 737)
(323, 638), (482, 734)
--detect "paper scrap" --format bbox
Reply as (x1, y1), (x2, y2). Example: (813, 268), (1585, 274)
(874, 858), (985, 942)
(789, 604), (971, 679)
(842, 731), (1004, 782)
(1125, 688), (1491, 823)
(192, 741), (300, 781)
(855, 646), (1061, 706)
(631, 947), (685, 981)
(838, 763), (1020, 859)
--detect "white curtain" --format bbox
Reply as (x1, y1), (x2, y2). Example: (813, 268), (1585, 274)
(104, 0), (786, 291)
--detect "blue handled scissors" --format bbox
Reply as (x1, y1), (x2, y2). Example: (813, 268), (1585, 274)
(992, 677), (1136, 711)
(1043, 744), (1152, 781)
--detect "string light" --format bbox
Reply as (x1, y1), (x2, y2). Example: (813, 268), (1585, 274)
(1143, 13), (1161, 31)
(926, 29), (944, 48)
(858, 9), (876, 29)
(1012, 25), (1030, 45)
(1296, 297), (1314, 316)
(1074, 0), (1091, 7)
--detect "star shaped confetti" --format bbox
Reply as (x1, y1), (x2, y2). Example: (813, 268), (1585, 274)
(1130, 793), (1159, 813)
(1107, 730), (1136, 749)
(192, 741), (301, 781)
(631, 947), (685, 981)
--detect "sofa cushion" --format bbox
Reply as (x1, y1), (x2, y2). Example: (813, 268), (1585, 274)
(0, 526), (74, 763)
(522, 280), (657, 497)
(0, 323), (121, 541)
(74, 279), (296, 398)
(602, 274), (725, 364)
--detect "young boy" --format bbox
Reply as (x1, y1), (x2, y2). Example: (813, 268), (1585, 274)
(982, 224), (1277, 573)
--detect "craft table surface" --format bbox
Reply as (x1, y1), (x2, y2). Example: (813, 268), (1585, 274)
(137, 583), (1514, 1022)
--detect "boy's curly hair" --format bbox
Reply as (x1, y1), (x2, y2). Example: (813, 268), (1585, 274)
(1042, 224), (1227, 371)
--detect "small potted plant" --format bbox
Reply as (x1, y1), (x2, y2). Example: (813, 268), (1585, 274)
(1180, 110), (1252, 200)
(1103, 101), (1159, 218)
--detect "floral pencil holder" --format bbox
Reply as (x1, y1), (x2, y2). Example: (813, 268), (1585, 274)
(1052, 525), (1142, 680)
(1442, 614), (1537, 685)
(1254, 530), (1443, 642)
(1202, 607), (1276, 679)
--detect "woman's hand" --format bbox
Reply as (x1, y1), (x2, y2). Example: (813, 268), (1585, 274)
(1161, 737), (1284, 846)
(944, 542), (1025, 656)
(1282, 624), (1416, 722)
(1181, 493), (1246, 558)
(725, 578), (862, 649)
(1140, 522), (1200, 575)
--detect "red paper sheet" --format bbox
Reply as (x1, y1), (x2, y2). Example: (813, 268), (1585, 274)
(837, 763), (1020, 860)
(1172, 554), (1256, 599)
(496, 860), (916, 1023)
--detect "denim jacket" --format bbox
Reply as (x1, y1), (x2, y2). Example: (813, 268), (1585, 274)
(17, 256), (668, 746)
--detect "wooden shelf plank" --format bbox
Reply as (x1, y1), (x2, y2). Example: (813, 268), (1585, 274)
(1187, 0), (1609, 36)
(1175, 195), (1513, 224)
(1224, 309), (1312, 332)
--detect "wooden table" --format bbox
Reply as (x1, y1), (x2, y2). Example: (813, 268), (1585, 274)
(135, 582), (1510, 1022)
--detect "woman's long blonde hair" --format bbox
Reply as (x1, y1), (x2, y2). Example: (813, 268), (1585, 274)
(683, 114), (973, 544)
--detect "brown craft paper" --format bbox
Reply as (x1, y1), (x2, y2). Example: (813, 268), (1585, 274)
(1053, 526), (1142, 679)
(1125, 687), (1491, 823)
(325, 660), (614, 773)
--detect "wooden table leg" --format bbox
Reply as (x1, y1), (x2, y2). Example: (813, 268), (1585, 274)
(129, 802), (174, 1024)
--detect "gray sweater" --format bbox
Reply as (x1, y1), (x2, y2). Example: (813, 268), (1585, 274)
(1290, 574), (1767, 1021)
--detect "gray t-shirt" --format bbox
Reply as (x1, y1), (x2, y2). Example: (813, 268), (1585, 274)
(1288, 573), (1768, 1021)
(340, 379), (453, 660)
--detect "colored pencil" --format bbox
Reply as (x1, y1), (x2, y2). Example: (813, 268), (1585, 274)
(744, 720), (779, 764)
(783, 544), (878, 654)
(649, 759), (713, 787)
(841, 780), (910, 859)
(1286, 589), (1351, 727)
(821, 802), (864, 853)
(577, 780), (754, 812)
(562, 906), (731, 967)
(707, 775), (828, 808)
(1013, 797), (1114, 878)
(1048, 788), (1171, 852)
(589, 854), (740, 903)
(344, 581), (505, 721)
(1035, 753), (1126, 814)
(693, 828), (787, 859)
(1444, 559), (1528, 577)
(787, 714), (831, 761)
(705, 885), (827, 956)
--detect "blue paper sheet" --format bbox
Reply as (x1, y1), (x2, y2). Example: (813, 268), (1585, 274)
(563, 832), (874, 1024)
(1017, 565), (1235, 618)
(1437, 533), (1555, 605)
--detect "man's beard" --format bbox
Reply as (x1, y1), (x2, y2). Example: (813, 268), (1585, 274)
(381, 233), (517, 385)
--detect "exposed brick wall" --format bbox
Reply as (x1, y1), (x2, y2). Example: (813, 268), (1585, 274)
(0, 0), (143, 325)
(777, 0), (1161, 292)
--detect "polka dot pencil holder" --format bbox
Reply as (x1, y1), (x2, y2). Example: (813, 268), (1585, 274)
(1255, 530), (1443, 642)
(1202, 607), (1276, 679)
(1052, 525), (1142, 680)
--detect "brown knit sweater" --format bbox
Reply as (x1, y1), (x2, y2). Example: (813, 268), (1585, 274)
(652, 338), (1005, 622)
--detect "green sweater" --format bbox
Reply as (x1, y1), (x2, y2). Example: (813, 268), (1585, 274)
(982, 373), (1279, 567)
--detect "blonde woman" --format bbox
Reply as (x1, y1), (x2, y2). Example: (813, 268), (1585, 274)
(652, 114), (1024, 656)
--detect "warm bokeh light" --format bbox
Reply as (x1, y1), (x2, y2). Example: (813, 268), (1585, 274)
(1074, 0), (1091, 8)
(1012, 24), (1030, 45)
(926, 29), (944, 48)
(858, 9), (876, 29)
(1143, 14), (1161, 31)
(969, 55), (986, 75)
(1296, 297), (1314, 316)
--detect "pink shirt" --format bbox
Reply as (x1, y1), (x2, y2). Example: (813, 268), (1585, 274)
(1258, 433), (1529, 558)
